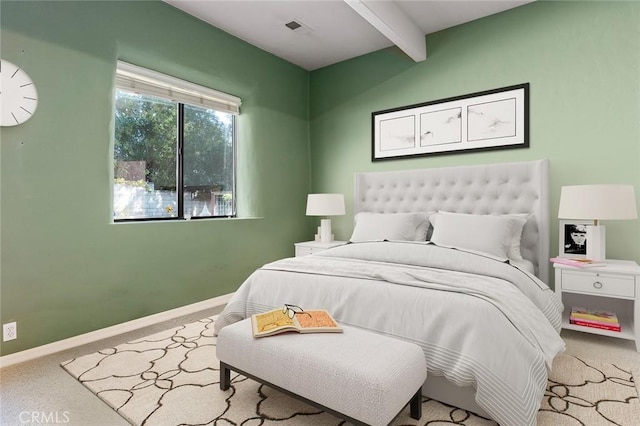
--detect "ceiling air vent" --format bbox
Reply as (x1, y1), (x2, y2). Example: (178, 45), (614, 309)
(285, 21), (302, 30)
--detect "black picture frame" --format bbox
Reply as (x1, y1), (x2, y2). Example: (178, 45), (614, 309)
(371, 83), (529, 161)
(559, 219), (590, 258)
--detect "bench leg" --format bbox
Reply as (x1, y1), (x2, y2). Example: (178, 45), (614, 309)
(220, 362), (231, 391)
(409, 389), (422, 420)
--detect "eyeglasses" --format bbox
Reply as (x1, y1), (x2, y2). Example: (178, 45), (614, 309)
(282, 304), (310, 319)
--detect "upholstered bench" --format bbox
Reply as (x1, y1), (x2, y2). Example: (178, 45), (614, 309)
(217, 318), (427, 426)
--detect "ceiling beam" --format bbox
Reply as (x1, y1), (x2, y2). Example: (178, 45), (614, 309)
(344, 0), (427, 62)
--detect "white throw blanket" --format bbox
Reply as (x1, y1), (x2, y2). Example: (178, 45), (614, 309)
(215, 241), (565, 426)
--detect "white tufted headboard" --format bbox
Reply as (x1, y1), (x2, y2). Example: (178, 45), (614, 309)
(354, 159), (550, 283)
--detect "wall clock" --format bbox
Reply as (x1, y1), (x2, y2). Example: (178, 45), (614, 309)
(1, 59), (38, 127)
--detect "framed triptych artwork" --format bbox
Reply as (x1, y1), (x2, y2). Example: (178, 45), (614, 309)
(371, 83), (529, 161)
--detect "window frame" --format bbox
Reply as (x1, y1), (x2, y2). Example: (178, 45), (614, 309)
(113, 61), (240, 222)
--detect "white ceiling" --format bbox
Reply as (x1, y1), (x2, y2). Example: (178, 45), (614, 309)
(164, 0), (534, 71)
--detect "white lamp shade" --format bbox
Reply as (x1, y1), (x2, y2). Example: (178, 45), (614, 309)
(558, 185), (638, 221)
(306, 193), (345, 216)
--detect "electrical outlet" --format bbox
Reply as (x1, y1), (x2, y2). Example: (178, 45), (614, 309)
(3, 322), (17, 341)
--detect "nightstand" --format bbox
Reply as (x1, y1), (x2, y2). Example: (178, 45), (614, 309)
(294, 241), (347, 257)
(554, 259), (640, 351)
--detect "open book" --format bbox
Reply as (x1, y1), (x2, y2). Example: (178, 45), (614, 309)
(251, 308), (343, 338)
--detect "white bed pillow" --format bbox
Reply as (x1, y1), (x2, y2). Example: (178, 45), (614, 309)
(350, 212), (430, 242)
(430, 211), (527, 261)
(509, 258), (535, 274)
(505, 213), (530, 263)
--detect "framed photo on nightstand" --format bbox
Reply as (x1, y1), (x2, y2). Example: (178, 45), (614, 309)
(559, 219), (591, 258)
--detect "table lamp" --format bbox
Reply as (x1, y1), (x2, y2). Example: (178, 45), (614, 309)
(558, 184), (638, 261)
(306, 193), (345, 243)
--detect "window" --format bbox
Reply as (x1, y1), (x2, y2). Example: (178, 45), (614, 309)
(113, 61), (241, 221)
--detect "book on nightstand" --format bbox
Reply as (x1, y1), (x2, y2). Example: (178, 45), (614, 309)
(569, 307), (621, 332)
(570, 318), (621, 332)
(251, 308), (343, 338)
(570, 307), (619, 324)
(550, 257), (607, 268)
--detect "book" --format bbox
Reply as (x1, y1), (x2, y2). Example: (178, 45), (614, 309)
(570, 307), (619, 324)
(550, 257), (607, 268)
(570, 318), (621, 332)
(251, 308), (343, 338)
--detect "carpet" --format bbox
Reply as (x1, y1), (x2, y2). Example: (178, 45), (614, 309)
(62, 315), (640, 426)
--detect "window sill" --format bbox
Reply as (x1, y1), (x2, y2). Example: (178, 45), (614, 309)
(111, 216), (263, 224)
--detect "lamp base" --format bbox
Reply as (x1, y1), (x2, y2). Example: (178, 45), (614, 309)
(319, 218), (333, 243)
(586, 225), (606, 261)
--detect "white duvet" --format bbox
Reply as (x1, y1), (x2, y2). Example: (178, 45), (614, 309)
(215, 241), (565, 426)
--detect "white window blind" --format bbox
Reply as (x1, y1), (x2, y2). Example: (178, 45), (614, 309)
(116, 61), (241, 115)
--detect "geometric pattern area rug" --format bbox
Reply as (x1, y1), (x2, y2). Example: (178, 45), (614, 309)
(61, 316), (640, 426)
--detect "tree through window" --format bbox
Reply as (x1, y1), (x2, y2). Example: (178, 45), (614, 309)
(113, 62), (240, 221)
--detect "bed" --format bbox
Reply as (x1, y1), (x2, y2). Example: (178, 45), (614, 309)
(214, 159), (565, 426)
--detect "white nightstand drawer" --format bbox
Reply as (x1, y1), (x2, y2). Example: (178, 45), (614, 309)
(294, 241), (346, 257)
(562, 271), (635, 299)
(295, 246), (314, 256)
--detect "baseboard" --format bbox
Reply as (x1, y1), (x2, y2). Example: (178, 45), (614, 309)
(0, 293), (233, 369)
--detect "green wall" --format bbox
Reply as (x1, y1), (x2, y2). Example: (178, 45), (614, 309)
(0, 1), (310, 355)
(309, 1), (640, 268)
(3, 0), (640, 357)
